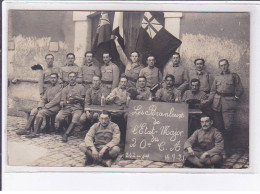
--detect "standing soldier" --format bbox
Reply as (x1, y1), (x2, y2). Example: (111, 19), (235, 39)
(100, 52), (120, 94)
(163, 52), (189, 94)
(207, 59), (244, 150)
(38, 54), (62, 97)
(114, 36), (144, 88)
(61, 53), (82, 86)
(189, 58), (211, 94)
(81, 51), (101, 90)
(55, 72), (86, 142)
(139, 55), (163, 88)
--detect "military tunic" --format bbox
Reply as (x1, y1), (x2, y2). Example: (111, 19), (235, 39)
(139, 66), (162, 88)
(38, 66), (62, 95)
(136, 87), (152, 101)
(163, 63), (189, 93)
(188, 70), (211, 93)
(81, 62), (101, 90)
(83, 121), (120, 151)
(155, 86), (181, 103)
(101, 61), (120, 94)
(55, 83), (85, 124)
(208, 71), (244, 131)
(182, 90), (207, 103)
(106, 87), (130, 105)
(116, 44), (144, 88)
(184, 127), (224, 157)
(61, 64), (82, 85)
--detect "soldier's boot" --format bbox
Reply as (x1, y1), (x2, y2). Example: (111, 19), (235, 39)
(16, 115), (35, 135)
(26, 117), (43, 138)
(62, 122), (76, 142)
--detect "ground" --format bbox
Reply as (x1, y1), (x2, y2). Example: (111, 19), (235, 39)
(6, 116), (249, 169)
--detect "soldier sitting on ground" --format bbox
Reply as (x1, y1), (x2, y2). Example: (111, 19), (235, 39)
(183, 114), (225, 168)
(16, 73), (62, 136)
(79, 111), (121, 167)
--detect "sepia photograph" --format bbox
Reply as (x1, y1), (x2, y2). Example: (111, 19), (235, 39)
(5, 8), (250, 170)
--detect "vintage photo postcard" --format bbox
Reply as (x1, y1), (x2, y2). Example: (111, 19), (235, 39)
(2, 1), (251, 173)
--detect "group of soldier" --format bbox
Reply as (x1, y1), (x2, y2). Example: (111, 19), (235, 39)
(15, 36), (244, 167)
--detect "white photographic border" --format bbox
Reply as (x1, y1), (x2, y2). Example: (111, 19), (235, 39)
(2, 0), (260, 190)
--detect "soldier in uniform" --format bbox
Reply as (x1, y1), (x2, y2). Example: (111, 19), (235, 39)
(79, 75), (108, 125)
(17, 73), (62, 136)
(38, 54), (62, 97)
(100, 52), (120, 95)
(61, 53), (82, 86)
(136, 76), (152, 101)
(207, 59), (243, 150)
(188, 58), (211, 94)
(182, 78), (209, 136)
(114, 36), (144, 88)
(106, 76), (130, 106)
(79, 111), (121, 167)
(163, 52), (189, 94)
(81, 51), (101, 90)
(139, 55), (163, 88)
(183, 115), (225, 168)
(155, 74), (181, 103)
(182, 78), (208, 106)
(55, 72), (86, 142)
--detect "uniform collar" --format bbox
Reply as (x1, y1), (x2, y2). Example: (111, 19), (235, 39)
(85, 62), (93, 67)
(221, 70), (230, 75)
(132, 62), (140, 68)
(197, 70), (205, 75)
(138, 87), (146, 92)
(105, 61), (113, 66)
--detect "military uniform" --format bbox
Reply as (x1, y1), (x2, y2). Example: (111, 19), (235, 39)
(136, 87), (152, 101)
(183, 127), (224, 167)
(139, 66), (162, 88)
(116, 44), (144, 88)
(188, 70), (211, 93)
(101, 61), (120, 94)
(18, 83), (62, 136)
(155, 86), (181, 103)
(106, 87), (130, 105)
(61, 64), (82, 86)
(182, 90), (207, 104)
(78, 121), (121, 165)
(81, 62), (101, 90)
(38, 66), (62, 95)
(55, 83), (85, 126)
(79, 86), (108, 124)
(163, 63), (189, 93)
(208, 71), (244, 131)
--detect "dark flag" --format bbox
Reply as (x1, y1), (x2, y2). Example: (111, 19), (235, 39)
(92, 12), (112, 64)
(136, 12), (182, 70)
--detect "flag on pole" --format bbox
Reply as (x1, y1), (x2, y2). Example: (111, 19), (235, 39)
(136, 12), (182, 70)
(92, 12), (112, 63)
(112, 12), (125, 47)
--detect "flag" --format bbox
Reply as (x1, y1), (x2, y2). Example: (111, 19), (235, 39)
(136, 12), (182, 70)
(92, 12), (112, 64)
(111, 12), (125, 73)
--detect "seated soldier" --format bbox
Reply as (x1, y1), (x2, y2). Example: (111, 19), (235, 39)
(16, 73), (62, 136)
(105, 76), (131, 107)
(183, 115), (225, 168)
(155, 74), (181, 103)
(55, 71), (86, 142)
(136, 76), (152, 101)
(182, 78), (208, 108)
(79, 111), (121, 167)
(79, 75), (108, 125)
